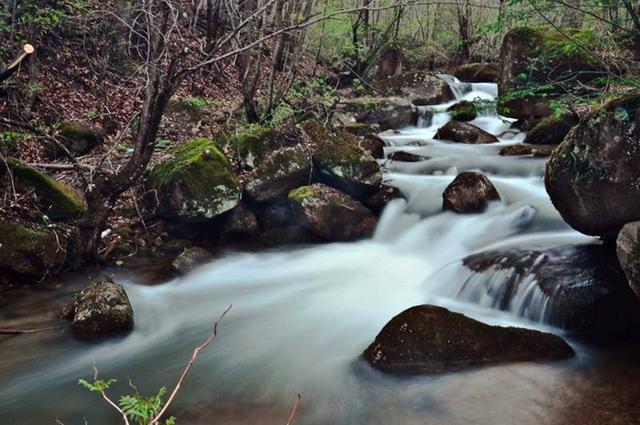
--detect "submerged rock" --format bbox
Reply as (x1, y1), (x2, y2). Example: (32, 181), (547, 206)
(435, 121), (498, 144)
(62, 276), (133, 340)
(245, 145), (311, 202)
(150, 138), (241, 222)
(454, 63), (499, 83)
(545, 94), (640, 238)
(524, 112), (579, 145)
(617, 221), (640, 301)
(363, 305), (574, 374)
(462, 244), (640, 336)
(172, 247), (214, 274)
(0, 221), (67, 278)
(447, 100), (478, 122)
(443, 172), (500, 213)
(288, 184), (377, 241)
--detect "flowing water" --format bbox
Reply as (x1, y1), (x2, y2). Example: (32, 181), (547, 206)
(2, 76), (640, 425)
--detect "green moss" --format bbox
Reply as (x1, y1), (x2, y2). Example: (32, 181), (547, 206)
(8, 159), (86, 220)
(56, 122), (103, 156)
(289, 185), (316, 203)
(0, 221), (65, 276)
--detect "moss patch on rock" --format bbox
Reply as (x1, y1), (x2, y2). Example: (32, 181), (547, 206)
(53, 122), (103, 157)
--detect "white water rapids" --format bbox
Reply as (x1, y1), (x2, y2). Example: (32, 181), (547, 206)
(2, 76), (630, 425)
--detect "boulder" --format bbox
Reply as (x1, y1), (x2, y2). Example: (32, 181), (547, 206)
(301, 121), (382, 197)
(376, 47), (403, 80)
(499, 26), (604, 120)
(377, 72), (454, 106)
(362, 184), (402, 215)
(500, 144), (533, 156)
(358, 137), (385, 159)
(51, 122), (103, 157)
(454, 63), (499, 83)
(447, 100), (478, 122)
(225, 203), (259, 237)
(545, 94), (640, 238)
(172, 247), (214, 274)
(62, 276), (133, 339)
(363, 305), (574, 374)
(524, 111), (579, 145)
(443, 172), (500, 213)
(342, 122), (380, 139)
(435, 121), (499, 144)
(220, 126), (279, 169)
(288, 184), (377, 241)
(388, 151), (427, 162)
(150, 138), (241, 222)
(339, 97), (418, 130)
(245, 146), (311, 202)
(6, 159), (85, 220)
(463, 244), (640, 336)
(617, 221), (640, 301)
(0, 221), (67, 278)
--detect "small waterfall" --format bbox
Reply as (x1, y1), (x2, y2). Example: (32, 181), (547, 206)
(438, 74), (472, 100)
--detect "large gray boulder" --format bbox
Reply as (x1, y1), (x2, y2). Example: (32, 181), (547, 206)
(245, 146), (311, 202)
(363, 305), (574, 374)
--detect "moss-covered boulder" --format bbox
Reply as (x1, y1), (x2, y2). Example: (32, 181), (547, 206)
(524, 111), (579, 145)
(454, 63), (499, 83)
(446, 100), (478, 122)
(339, 97), (418, 131)
(51, 122), (104, 158)
(219, 125), (278, 169)
(545, 94), (640, 238)
(499, 26), (604, 119)
(288, 184), (377, 241)
(150, 138), (241, 222)
(245, 145), (311, 202)
(377, 72), (454, 106)
(301, 121), (382, 197)
(7, 159), (86, 220)
(435, 121), (499, 144)
(363, 305), (574, 374)
(0, 221), (67, 278)
(443, 172), (500, 213)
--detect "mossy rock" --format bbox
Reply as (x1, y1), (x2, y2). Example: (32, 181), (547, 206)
(150, 137), (241, 222)
(339, 97), (418, 130)
(524, 111), (579, 145)
(454, 63), (499, 83)
(0, 221), (67, 278)
(217, 125), (278, 169)
(375, 72), (454, 106)
(446, 101), (478, 122)
(300, 121), (382, 197)
(245, 145), (311, 202)
(7, 159), (86, 220)
(51, 122), (104, 158)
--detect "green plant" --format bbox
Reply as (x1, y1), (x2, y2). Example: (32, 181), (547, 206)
(183, 96), (221, 110)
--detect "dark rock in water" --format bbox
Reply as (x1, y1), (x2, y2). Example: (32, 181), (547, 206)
(617, 221), (640, 301)
(172, 247), (214, 274)
(0, 221), (67, 279)
(300, 121), (382, 197)
(462, 244), (640, 336)
(388, 151), (427, 162)
(62, 276), (133, 340)
(245, 145), (311, 202)
(545, 94), (640, 238)
(454, 63), (499, 83)
(524, 112), (579, 145)
(443, 172), (500, 213)
(446, 100), (478, 122)
(500, 144), (533, 156)
(339, 97), (418, 131)
(358, 137), (385, 159)
(377, 72), (454, 106)
(288, 184), (377, 241)
(435, 121), (499, 144)
(530, 144), (557, 157)
(362, 184), (402, 215)
(363, 304), (574, 374)
(50, 122), (103, 158)
(150, 138), (241, 222)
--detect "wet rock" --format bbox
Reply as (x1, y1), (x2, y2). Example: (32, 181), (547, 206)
(245, 145), (311, 202)
(454, 63), (499, 83)
(150, 138), (241, 222)
(463, 244), (640, 336)
(524, 112), (579, 145)
(5, 159), (86, 220)
(500, 144), (533, 156)
(443, 172), (500, 213)
(388, 151), (427, 162)
(362, 184), (403, 215)
(358, 137), (385, 159)
(617, 221), (640, 301)
(530, 144), (557, 157)
(288, 184), (377, 241)
(172, 247), (214, 274)
(545, 94), (640, 238)
(363, 304), (574, 374)
(435, 121), (499, 144)
(339, 97), (418, 130)
(446, 100), (478, 122)
(62, 276), (134, 340)
(224, 203), (259, 238)
(301, 121), (382, 197)
(50, 122), (103, 158)
(0, 221), (67, 278)
(499, 26), (604, 120)
(377, 72), (454, 106)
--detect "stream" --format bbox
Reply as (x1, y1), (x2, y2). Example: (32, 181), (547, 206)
(2, 76), (640, 425)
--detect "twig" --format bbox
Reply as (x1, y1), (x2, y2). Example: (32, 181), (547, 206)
(93, 364), (131, 425)
(285, 394), (302, 425)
